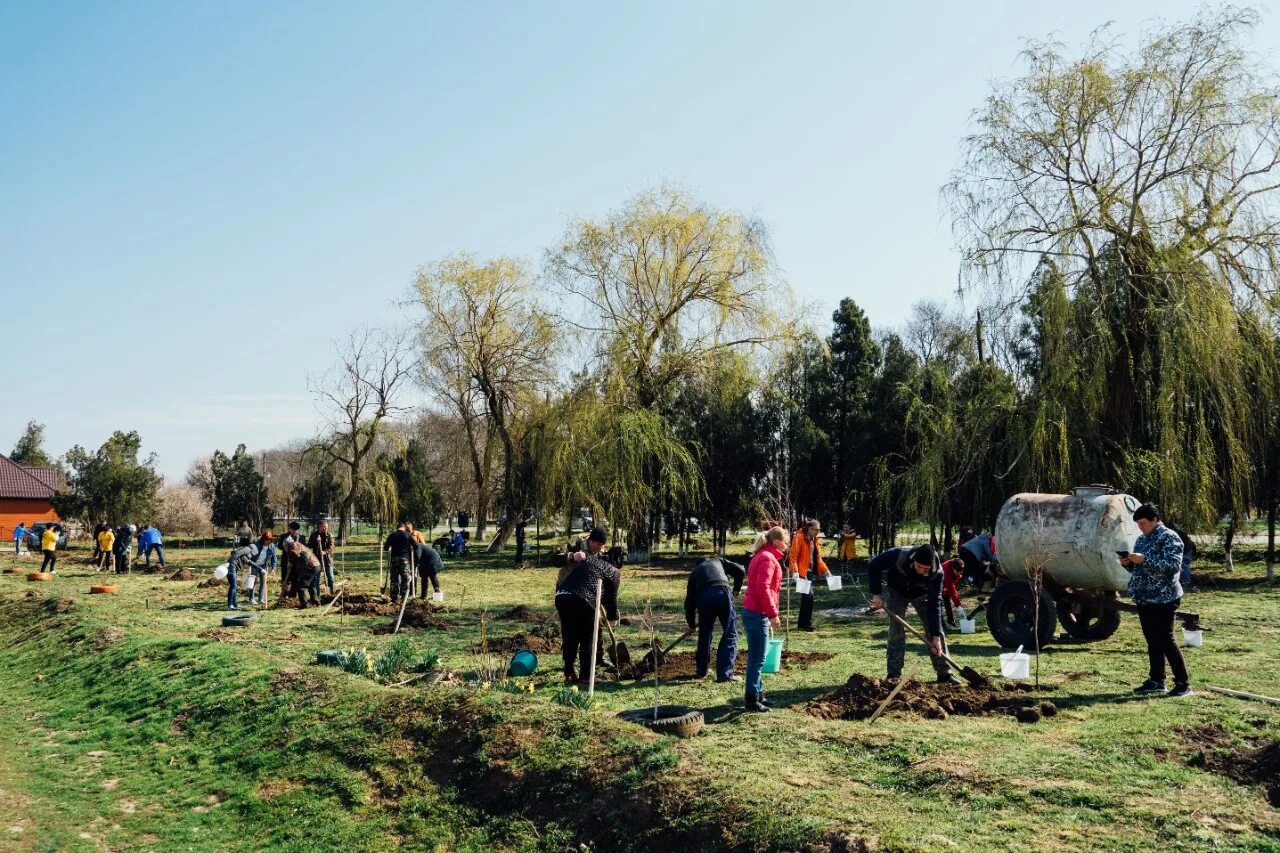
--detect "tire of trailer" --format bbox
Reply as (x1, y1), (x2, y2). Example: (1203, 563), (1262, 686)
(987, 580), (1056, 650)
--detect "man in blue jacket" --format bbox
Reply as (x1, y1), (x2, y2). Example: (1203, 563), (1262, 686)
(13, 522), (26, 555)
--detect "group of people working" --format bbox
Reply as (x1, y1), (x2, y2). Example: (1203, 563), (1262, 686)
(91, 522), (167, 573)
(223, 520), (340, 610)
(11, 521), (63, 574)
(555, 502), (1194, 713)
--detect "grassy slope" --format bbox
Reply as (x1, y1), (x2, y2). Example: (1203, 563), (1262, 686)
(0, 537), (1278, 852)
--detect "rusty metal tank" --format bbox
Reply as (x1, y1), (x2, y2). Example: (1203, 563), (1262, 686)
(994, 486), (1142, 592)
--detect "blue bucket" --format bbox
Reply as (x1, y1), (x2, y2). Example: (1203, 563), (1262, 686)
(508, 649), (538, 677)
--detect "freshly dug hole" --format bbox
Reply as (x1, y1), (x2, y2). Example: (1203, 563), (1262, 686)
(1183, 722), (1280, 807)
(806, 673), (1054, 721)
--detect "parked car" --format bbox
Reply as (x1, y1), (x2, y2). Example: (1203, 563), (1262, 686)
(25, 521), (67, 551)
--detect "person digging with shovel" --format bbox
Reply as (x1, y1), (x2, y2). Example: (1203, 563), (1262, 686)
(684, 555), (746, 683)
(555, 527), (620, 684)
(868, 543), (958, 685)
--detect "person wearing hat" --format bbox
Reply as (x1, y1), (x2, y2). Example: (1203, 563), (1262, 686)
(788, 519), (830, 632)
(383, 522), (415, 602)
(868, 543), (956, 684)
(555, 527), (620, 683)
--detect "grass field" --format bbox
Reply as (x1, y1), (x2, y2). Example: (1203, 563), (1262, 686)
(0, 535), (1277, 852)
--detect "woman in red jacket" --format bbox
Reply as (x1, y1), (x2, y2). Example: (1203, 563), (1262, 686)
(743, 526), (787, 712)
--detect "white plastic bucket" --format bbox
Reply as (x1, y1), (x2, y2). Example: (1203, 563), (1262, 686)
(795, 577), (812, 595)
(826, 574), (843, 591)
(959, 618), (977, 634)
(999, 651), (1031, 679)
(1183, 628), (1203, 647)
(432, 591), (444, 603)
(213, 563), (229, 581)
(245, 574), (256, 590)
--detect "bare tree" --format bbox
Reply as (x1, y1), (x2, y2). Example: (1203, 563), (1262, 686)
(308, 329), (417, 541)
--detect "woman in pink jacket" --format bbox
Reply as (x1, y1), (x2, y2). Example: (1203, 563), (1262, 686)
(742, 526), (787, 712)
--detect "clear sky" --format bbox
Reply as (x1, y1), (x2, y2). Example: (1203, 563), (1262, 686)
(4, 1), (1275, 480)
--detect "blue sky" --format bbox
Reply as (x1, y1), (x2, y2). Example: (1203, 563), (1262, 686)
(4, 1), (1274, 480)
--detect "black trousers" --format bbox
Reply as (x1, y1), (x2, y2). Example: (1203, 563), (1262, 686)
(556, 594), (600, 678)
(797, 591), (815, 629)
(40, 549), (56, 572)
(418, 564), (439, 596)
(1137, 599), (1189, 685)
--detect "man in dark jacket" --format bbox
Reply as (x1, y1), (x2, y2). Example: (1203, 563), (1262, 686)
(114, 524), (134, 574)
(277, 522), (304, 595)
(684, 556), (746, 682)
(554, 527), (621, 683)
(384, 522), (415, 601)
(868, 544), (955, 683)
(308, 520), (336, 596)
(416, 539), (444, 598)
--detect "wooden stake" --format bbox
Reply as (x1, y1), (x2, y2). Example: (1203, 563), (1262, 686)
(392, 583), (413, 635)
(868, 676), (909, 725)
(1206, 686), (1280, 706)
(318, 583), (346, 617)
(587, 577), (602, 698)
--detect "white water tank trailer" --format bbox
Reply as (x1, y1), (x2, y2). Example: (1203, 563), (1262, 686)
(985, 485), (1201, 649)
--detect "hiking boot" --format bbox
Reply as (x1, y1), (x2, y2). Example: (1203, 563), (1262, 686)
(563, 673), (577, 685)
(1167, 683), (1194, 698)
(936, 674), (962, 686)
(757, 692), (771, 706)
(1133, 679), (1167, 695)
(744, 693), (770, 713)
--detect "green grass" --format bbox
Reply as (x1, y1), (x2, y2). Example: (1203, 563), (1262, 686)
(1, 536), (1278, 851)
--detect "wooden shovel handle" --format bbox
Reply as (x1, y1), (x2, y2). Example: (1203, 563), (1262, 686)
(662, 628), (695, 656)
(886, 610), (961, 668)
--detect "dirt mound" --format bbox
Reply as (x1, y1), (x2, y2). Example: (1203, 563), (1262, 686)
(497, 604), (549, 622)
(197, 575), (223, 588)
(624, 650), (835, 681)
(806, 673), (1054, 722)
(42, 598), (76, 615)
(487, 622), (561, 654)
(167, 569), (197, 581)
(143, 565), (168, 575)
(369, 599), (457, 634)
(337, 593), (394, 615)
(95, 627), (125, 649)
(1183, 723), (1280, 807)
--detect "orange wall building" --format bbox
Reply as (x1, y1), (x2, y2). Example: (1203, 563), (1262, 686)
(0, 454), (59, 544)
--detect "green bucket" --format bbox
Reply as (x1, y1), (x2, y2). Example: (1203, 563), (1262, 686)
(762, 637), (784, 674)
(508, 649), (538, 677)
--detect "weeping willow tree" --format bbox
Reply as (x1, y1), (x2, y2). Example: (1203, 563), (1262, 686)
(947, 8), (1280, 531)
(547, 184), (789, 553)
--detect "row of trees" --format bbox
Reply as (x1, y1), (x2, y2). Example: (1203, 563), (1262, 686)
(17, 10), (1280, 576)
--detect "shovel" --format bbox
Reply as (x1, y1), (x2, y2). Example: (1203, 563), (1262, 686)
(600, 612), (631, 669)
(640, 627), (695, 671)
(886, 610), (990, 689)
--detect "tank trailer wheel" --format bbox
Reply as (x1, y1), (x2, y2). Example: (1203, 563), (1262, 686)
(1056, 596), (1121, 641)
(986, 580), (1056, 650)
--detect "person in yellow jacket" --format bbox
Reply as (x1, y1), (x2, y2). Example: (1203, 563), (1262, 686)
(837, 523), (858, 570)
(96, 526), (115, 572)
(788, 519), (829, 632)
(39, 524), (60, 574)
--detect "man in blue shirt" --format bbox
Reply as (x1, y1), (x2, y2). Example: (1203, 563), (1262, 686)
(139, 524), (166, 569)
(13, 522), (27, 555)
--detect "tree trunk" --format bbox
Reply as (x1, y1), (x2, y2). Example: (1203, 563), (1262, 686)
(1224, 521), (1236, 572)
(1267, 500), (1276, 583)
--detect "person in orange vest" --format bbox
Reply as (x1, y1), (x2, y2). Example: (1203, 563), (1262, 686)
(788, 519), (830, 632)
(836, 523), (858, 571)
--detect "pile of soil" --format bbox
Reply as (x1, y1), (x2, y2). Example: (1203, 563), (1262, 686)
(624, 650), (836, 681)
(497, 604), (549, 622)
(336, 593), (394, 615)
(806, 673), (1056, 722)
(487, 622), (561, 654)
(1183, 722), (1280, 807)
(197, 575), (223, 588)
(167, 569), (197, 581)
(370, 599), (457, 634)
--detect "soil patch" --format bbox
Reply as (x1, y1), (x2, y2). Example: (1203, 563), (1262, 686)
(497, 604), (549, 622)
(1183, 722), (1280, 807)
(624, 650), (835, 681)
(335, 593), (393, 615)
(167, 569), (197, 581)
(42, 598), (76, 615)
(197, 629), (244, 643)
(370, 599), (458, 634)
(806, 673), (1055, 722)
(486, 622), (562, 654)
(197, 576), (222, 588)
(95, 627), (125, 649)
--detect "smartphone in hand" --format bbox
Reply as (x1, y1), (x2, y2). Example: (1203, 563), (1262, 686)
(1116, 550), (1133, 571)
